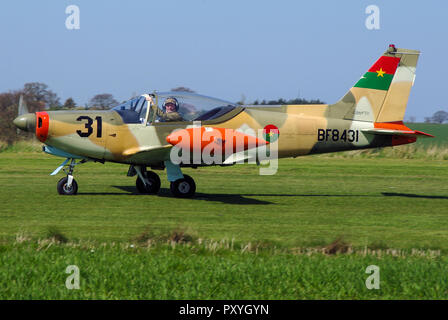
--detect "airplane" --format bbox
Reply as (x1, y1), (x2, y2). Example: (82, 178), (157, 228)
(13, 44), (433, 198)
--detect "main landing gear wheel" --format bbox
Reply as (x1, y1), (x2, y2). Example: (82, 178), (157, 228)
(57, 176), (78, 195)
(136, 171), (161, 194)
(170, 174), (196, 198)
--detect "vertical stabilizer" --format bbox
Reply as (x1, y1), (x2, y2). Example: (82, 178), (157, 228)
(329, 45), (420, 124)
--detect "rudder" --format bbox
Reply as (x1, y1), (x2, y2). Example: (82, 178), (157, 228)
(376, 47), (420, 122)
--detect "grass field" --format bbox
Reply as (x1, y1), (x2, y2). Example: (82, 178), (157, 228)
(1, 127), (448, 299)
(1, 243), (446, 299)
(406, 123), (448, 147)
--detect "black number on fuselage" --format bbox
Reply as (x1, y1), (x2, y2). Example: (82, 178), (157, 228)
(76, 116), (93, 137)
(76, 116), (102, 138)
(95, 116), (102, 138)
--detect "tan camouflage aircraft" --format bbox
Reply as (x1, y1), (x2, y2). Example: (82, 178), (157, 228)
(14, 44), (432, 197)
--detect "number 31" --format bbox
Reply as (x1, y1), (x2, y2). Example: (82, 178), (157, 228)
(76, 116), (102, 138)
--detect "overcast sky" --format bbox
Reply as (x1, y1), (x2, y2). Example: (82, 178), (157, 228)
(0, 0), (446, 120)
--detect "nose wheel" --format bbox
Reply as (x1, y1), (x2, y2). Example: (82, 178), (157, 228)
(53, 158), (85, 195)
(170, 174), (196, 198)
(57, 176), (78, 195)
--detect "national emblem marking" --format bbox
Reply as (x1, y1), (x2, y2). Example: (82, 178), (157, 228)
(263, 124), (279, 143)
(376, 68), (385, 77)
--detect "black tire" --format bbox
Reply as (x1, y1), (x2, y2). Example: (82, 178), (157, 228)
(170, 174), (196, 198)
(136, 171), (161, 194)
(57, 177), (78, 195)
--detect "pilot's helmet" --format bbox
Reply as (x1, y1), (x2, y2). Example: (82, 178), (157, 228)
(163, 97), (179, 112)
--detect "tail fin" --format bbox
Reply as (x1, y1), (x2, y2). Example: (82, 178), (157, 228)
(331, 45), (420, 123)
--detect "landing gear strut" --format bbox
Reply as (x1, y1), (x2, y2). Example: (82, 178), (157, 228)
(56, 158), (85, 195)
(165, 160), (196, 198)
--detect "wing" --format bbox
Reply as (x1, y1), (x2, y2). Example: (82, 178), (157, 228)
(123, 145), (172, 164)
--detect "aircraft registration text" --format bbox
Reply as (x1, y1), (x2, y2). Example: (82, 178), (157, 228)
(317, 129), (359, 142)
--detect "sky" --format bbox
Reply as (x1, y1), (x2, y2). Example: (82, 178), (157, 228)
(0, 0), (447, 121)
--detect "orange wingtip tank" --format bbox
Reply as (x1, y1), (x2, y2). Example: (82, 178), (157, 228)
(166, 127), (269, 153)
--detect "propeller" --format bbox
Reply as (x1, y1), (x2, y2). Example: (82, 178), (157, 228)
(16, 95), (29, 134)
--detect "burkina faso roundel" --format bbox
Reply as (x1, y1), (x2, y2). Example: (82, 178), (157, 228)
(263, 124), (279, 143)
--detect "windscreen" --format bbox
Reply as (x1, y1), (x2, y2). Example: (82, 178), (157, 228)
(154, 92), (237, 121)
(113, 96), (147, 117)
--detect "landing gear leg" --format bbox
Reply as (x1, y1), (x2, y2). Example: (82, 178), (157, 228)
(134, 166), (161, 194)
(165, 160), (196, 198)
(57, 158), (79, 195)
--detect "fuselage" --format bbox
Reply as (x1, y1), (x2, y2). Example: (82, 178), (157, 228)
(15, 103), (410, 167)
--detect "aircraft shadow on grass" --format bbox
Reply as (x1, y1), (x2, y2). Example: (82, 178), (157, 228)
(382, 192), (448, 200)
(110, 186), (274, 205)
(76, 186), (269, 205)
(77, 188), (448, 204)
(74, 186), (409, 205)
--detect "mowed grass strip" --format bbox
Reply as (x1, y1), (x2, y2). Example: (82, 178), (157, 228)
(1, 152), (448, 251)
(0, 242), (447, 299)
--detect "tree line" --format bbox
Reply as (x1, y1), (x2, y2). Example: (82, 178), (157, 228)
(424, 111), (448, 124)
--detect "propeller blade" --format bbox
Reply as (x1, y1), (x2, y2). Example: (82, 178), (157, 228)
(17, 95), (29, 134)
(18, 95), (29, 116)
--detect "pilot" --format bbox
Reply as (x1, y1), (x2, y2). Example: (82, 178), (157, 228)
(147, 96), (184, 122)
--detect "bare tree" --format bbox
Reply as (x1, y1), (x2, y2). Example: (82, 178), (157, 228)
(23, 82), (60, 109)
(0, 91), (34, 145)
(405, 116), (416, 123)
(89, 94), (119, 110)
(63, 98), (77, 109)
(431, 110), (448, 124)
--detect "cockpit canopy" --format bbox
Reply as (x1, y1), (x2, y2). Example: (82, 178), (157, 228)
(112, 91), (239, 124)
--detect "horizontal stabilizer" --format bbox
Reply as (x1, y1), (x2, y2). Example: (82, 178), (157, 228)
(362, 128), (434, 138)
(362, 121), (434, 139)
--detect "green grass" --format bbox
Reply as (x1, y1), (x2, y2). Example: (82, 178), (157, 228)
(0, 139), (42, 153)
(405, 123), (448, 147)
(0, 242), (446, 299)
(1, 152), (448, 250)
(1, 146), (448, 299)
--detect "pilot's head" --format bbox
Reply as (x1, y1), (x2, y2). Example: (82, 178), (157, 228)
(163, 97), (179, 113)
